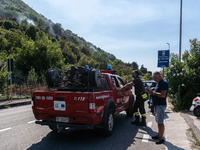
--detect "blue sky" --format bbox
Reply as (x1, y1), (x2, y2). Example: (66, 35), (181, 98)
(22, 0), (200, 73)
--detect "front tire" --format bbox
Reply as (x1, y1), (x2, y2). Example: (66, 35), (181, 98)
(103, 108), (114, 136)
(126, 109), (133, 117)
(193, 106), (200, 117)
(126, 96), (134, 117)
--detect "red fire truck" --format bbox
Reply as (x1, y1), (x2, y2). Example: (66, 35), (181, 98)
(32, 65), (135, 136)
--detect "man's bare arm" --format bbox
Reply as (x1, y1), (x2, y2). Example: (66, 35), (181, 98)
(154, 90), (167, 98)
(147, 87), (166, 98)
(121, 82), (134, 90)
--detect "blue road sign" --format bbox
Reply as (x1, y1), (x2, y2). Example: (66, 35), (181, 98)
(158, 50), (170, 67)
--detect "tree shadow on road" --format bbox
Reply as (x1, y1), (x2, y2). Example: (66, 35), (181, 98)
(27, 113), (139, 150)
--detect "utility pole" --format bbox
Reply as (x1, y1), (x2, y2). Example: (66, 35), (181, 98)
(179, 0), (182, 61)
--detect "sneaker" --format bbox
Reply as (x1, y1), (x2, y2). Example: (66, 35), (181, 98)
(155, 139), (165, 144)
(151, 135), (159, 139)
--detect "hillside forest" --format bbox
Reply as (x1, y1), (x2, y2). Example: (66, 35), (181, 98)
(0, 0), (152, 95)
(1, 0), (200, 111)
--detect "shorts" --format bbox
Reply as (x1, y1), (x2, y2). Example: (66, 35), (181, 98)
(154, 105), (166, 124)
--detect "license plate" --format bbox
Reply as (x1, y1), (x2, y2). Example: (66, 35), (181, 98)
(56, 117), (69, 123)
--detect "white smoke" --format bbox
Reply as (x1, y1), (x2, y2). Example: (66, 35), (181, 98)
(27, 19), (35, 26)
(46, 21), (55, 36)
(17, 15), (26, 24)
(17, 14), (35, 26)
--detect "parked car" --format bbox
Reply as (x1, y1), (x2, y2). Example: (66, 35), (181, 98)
(190, 93), (200, 117)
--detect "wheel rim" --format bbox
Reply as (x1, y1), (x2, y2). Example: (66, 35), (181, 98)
(108, 114), (113, 131)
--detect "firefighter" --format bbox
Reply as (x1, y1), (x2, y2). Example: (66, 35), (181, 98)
(121, 70), (146, 126)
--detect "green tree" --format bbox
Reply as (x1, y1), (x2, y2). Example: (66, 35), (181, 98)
(78, 55), (99, 68)
(140, 64), (147, 75)
(141, 72), (153, 81)
(79, 45), (92, 56)
(27, 67), (38, 86)
(3, 20), (18, 30)
(92, 52), (108, 69)
(165, 38), (200, 110)
(25, 25), (39, 41)
(0, 62), (8, 94)
(15, 33), (64, 76)
(131, 61), (139, 70)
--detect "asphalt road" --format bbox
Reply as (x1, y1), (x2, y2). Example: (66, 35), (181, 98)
(0, 103), (168, 150)
(0, 102), (199, 150)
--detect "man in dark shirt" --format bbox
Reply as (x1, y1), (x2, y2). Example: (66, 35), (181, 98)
(146, 71), (169, 144)
(121, 70), (146, 126)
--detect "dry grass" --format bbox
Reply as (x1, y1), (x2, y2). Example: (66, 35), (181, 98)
(10, 84), (48, 97)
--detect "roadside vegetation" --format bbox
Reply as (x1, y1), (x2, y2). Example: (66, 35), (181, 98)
(188, 128), (200, 149)
(1, 0), (199, 112)
(0, 0), (151, 100)
(165, 38), (200, 111)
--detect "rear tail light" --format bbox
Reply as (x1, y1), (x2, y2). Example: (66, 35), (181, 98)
(89, 98), (96, 113)
(32, 96), (35, 109)
(193, 98), (199, 101)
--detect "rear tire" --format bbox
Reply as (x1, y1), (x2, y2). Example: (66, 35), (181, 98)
(103, 108), (114, 136)
(193, 106), (200, 117)
(49, 125), (57, 132)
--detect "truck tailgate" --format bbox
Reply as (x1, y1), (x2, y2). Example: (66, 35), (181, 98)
(33, 91), (89, 117)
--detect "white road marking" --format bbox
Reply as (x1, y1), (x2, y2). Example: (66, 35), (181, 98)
(27, 120), (36, 124)
(147, 121), (152, 127)
(142, 134), (150, 143)
(0, 127), (12, 132)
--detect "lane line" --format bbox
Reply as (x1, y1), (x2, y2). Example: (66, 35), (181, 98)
(27, 120), (36, 124)
(142, 134), (150, 143)
(0, 127), (12, 132)
(147, 121), (152, 127)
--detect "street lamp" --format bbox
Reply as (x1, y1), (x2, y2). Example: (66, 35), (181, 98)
(166, 43), (170, 50)
(179, 0), (182, 61)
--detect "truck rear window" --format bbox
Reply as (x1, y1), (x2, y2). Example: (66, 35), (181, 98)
(96, 76), (110, 91)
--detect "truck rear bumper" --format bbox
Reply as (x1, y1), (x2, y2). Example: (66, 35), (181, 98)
(35, 120), (94, 129)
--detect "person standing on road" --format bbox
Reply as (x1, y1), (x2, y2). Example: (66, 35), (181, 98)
(146, 71), (169, 144)
(121, 70), (146, 126)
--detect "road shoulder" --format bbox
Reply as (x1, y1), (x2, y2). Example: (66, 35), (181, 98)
(165, 109), (192, 150)
(0, 99), (31, 109)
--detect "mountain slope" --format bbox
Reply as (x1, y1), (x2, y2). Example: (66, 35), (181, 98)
(0, 0), (116, 62)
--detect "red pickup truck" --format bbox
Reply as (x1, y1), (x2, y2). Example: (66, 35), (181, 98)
(32, 66), (135, 136)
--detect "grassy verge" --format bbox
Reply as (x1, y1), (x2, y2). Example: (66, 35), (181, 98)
(188, 128), (200, 149)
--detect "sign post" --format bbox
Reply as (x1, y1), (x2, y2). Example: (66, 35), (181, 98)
(157, 50), (170, 77)
(8, 59), (13, 101)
